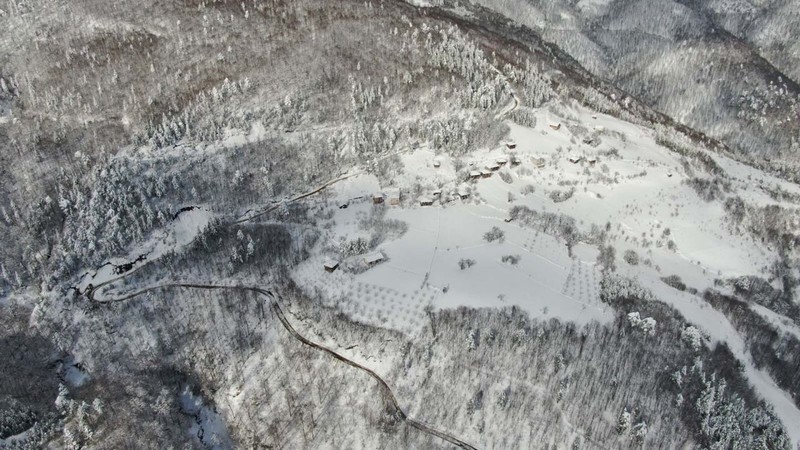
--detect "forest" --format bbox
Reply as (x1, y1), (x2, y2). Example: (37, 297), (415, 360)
(0, 0), (798, 448)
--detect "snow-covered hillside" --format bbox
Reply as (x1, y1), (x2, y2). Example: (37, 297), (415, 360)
(2, 0), (798, 447)
(292, 101), (800, 446)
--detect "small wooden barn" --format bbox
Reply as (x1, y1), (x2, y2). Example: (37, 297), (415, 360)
(323, 259), (340, 272)
(364, 252), (385, 266)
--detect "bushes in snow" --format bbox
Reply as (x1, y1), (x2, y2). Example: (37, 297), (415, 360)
(501, 255), (520, 265)
(342, 238), (370, 257)
(600, 275), (655, 304)
(681, 326), (704, 351)
(627, 312), (656, 336)
(623, 249), (639, 265)
(458, 258), (476, 270)
(483, 226), (505, 243)
(596, 245), (616, 274)
(661, 275), (687, 292)
(520, 184), (536, 196)
(703, 289), (800, 408)
(508, 108), (537, 127)
(685, 177), (726, 202)
(509, 206), (580, 248)
(727, 275), (800, 325)
(549, 188), (575, 203)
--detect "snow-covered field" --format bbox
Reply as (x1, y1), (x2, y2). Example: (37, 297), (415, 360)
(290, 102), (800, 444)
(294, 104), (784, 332)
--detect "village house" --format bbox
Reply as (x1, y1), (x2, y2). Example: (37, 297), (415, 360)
(363, 252), (385, 266)
(323, 259), (340, 272)
(469, 170), (482, 180)
(511, 155), (522, 166)
(568, 155), (582, 164)
(549, 122), (561, 130)
(372, 192), (384, 204)
(506, 141), (516, 149)
(419, 197), (434, 206)
(486, 162), (501, 171)
(587, 156), (597, 166)
(496, 157), (508, 166)
(457, 188), (470, 200)
(533, 157), (546, 168)
(385, 188), (401, 205)
(433, 158), (441, 168)
(481, 169), (493, 178)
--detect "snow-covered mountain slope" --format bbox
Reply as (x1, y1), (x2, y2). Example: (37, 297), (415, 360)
(291, 99), (800, 445)
(452, 0), (800, 176)
(2, 0), (799, 448)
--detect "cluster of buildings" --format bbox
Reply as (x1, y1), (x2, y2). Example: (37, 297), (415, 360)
(323, 251), (385, 273)
(567, 155), (598, 165)
(371, 188), (401, 205)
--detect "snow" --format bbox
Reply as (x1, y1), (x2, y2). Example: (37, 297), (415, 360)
(0, 428), (32, 446)
(293, 179), (611, 331)
(174, 207), (213, 246)
(77, 206), (213, 291)
(363, 252), (385, 264)
(750, 303), (800, 342)
(293, 103), (788, 331)
(180, 386), (233, 450)
(61, 356), (90, 388)
(634, 272), (800, 444)
(287, 100), (800, 445)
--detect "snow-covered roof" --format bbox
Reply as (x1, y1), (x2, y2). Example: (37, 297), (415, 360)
(323, 259), (339, 269)
(469, 170), (481, 177)
(363, 252), (384, 264)
(384, 188), (401, 198)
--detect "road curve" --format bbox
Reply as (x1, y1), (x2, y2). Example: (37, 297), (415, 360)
(89, 282), (479, 450)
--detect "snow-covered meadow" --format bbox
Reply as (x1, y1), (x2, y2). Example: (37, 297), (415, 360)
(287, 102), (800, 445)
(294, 103), (788, 334)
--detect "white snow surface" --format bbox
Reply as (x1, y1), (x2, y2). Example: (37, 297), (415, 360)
(181, 386), (233, 450)
(291, 102), (800, 446)
(77, 206), (213, 291)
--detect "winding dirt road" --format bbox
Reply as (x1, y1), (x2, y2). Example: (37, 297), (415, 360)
(88, 282), (479, 450)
